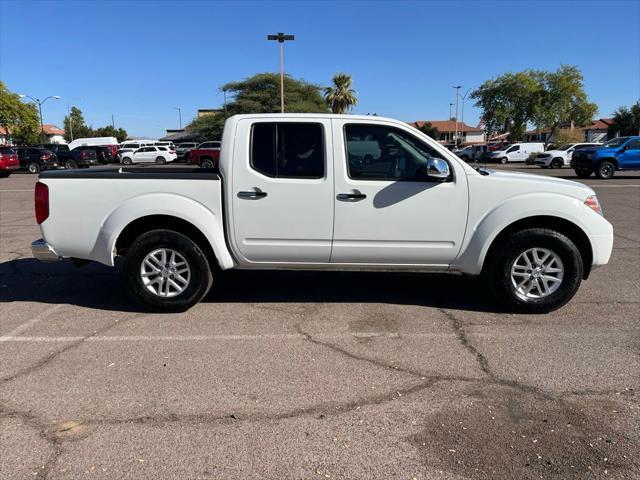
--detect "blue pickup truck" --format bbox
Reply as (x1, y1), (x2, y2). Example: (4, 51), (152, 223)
(571, 136), (640, 179)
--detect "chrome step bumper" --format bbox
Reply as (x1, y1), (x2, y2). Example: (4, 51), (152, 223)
(31, 239), (60, 262)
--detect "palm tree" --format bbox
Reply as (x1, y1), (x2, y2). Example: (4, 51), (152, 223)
(324, 73), (358, 114)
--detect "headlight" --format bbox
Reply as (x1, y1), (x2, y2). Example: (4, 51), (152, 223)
(584, 195), (603, 216)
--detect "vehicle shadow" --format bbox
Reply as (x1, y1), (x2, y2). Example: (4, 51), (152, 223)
(0, 258), (506, 314)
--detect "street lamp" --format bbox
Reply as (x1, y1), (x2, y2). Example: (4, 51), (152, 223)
(18, 94), (60, 135)
(267, 32), (295, 113)
(175, 107), (182, 128)
(461, 88), (472, 136)
(452, 86), (461, 146)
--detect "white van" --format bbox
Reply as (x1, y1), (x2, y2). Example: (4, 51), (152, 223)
(68, 137), (118, 150)
(488, 143), (545, 163)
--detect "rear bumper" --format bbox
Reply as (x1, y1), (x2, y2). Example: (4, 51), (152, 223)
(31, 239), (60, 262)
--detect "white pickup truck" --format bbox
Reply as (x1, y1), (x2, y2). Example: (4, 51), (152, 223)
(32, 114), (613, 313)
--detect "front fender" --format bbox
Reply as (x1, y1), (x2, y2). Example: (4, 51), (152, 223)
(90, 192), (234, 269)
(451, 192), (611, 275)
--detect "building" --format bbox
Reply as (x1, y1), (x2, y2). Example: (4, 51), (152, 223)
(410, 120), (485, 145)
(42, 124), (65, 144)
(525, 118), (614, 143)
(0, 124), (65, 145)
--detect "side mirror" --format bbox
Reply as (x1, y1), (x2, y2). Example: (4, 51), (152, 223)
(426, 157), (451, 180)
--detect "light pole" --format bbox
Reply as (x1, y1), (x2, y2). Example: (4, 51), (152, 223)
(267, 32), (295, 113)
(18, 94), (60, 135)
(452, 86), (461, 146)
(461, 88), (471, 133)
(175, 107), (182, 128)
(67, 103), (74, 141)
(449, 103), (453, 120)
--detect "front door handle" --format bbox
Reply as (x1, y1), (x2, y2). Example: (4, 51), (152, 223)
(237, 189), (267, 199)
(337, 192), (366, 201)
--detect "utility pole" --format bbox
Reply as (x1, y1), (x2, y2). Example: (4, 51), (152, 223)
(267, 32), (295, 113)
(67, 103), (74, 141)
(175, 107), (182, 128)
(453, 86), (461, 146)
(449, 103), (453, 121)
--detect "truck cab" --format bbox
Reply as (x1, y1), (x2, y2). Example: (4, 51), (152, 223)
(571, 136), (640, 179)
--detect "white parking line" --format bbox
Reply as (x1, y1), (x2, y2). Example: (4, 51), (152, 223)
(0, 332), (624, 343)
(2, 304), (66, 337)
(589, 185), (640, 188)
(0, 189), (33, 192)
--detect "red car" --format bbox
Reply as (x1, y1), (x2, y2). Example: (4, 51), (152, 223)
(188, 141), (221, 168)
(0, 146), (20, 177)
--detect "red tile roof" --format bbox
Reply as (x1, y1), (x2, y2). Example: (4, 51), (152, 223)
(42, 124), (64, 135)
(410, 120), (484, 133)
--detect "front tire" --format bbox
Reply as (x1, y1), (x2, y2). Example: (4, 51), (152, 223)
(124, 229), (213, 312)
(64, 160), (78, 169)
(596, 160), (615, 180)
(27, 162), (41, 174)
(122, 157), (133, 165)
(500, 157), (508, 164)
(551, 158), (563, 169)
(483, 228), (583, 313)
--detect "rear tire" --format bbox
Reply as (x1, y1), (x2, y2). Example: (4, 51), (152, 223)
(64, 160), (78, 169)
(201, 158), (215, 169)
(596, 160), (615, 180)
(483, 228), (583, 313)
(124, 229), (213, 312)
(156, 156), (166, 165)
(575, 169), (592, 178)
(27, 162), (41, 174)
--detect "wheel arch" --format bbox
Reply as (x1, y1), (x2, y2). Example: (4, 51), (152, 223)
(598, 157), (619, 169)
(481, 216), (593, 279)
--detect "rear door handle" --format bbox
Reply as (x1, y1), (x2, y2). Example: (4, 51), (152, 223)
(237, 189), (267, 199)
(337, 192), (366, 201)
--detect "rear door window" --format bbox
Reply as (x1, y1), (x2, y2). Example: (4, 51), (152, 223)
(250, 123), (324, 179)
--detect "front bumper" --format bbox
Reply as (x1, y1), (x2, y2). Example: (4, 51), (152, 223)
(534, 158), (551, 167)
(31, 239), (60, 262)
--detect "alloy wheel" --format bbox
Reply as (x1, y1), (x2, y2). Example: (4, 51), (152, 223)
(510, 247), (564, 300)
(140, 248), (191, 298)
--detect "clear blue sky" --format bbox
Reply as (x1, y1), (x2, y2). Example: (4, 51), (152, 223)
(1, 0), (638, 138)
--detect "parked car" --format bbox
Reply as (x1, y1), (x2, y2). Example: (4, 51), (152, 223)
(175, 142), (199, 161)
(119, 141), (154, 154)
(120, 146), (177, 165)
(488, 143), (545, 163)
(0, 146), (20, 176)
(72, 145), (115, 164)
(571, 136), (640, 179)
(534, 142), (602, 169)
(154, 141), (176, 152)
(15, 147), (59, 173)
(35, 144), (98, 169)
(188, 141), (221, 168)
(32, 113), (612, 314)
(68, 137), (118, 151)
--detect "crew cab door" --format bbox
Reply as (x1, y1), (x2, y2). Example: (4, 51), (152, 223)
(618, 139), (640, 169)
(229, 118), (334, 264)
(331, 120), (468, 266)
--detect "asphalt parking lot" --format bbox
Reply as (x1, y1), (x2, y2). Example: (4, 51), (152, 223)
(1, 164), (638, 479)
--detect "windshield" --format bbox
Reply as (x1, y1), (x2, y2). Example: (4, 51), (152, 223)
(557, 144), (574, 151)
(603, 137), (628, 148)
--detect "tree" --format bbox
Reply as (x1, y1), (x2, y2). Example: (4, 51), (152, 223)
(324, 73), (358, 114)
(63, 106), (92, 141)
(471, 65), (597, 143)
(418, 122), (440, 140)
(533, 65), (597, 142)
(93, 125), (129, 143)
(0, 81), (40, 145)
(186, 73), (328, 142)
(549, 128), (584, 148)
(610, 101), (640, 136)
